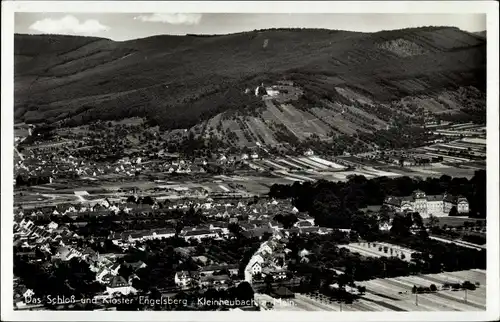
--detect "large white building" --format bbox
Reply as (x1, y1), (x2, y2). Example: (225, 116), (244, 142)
(384, 190), (469, 217)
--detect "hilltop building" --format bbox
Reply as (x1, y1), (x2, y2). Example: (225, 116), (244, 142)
(304, 149), (314, 156)
(255, 83), (268, 97)
(384, 190), (469, 217)
(265, 86), (280, 96)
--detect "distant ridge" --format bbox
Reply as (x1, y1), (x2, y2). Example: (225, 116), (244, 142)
(14, 26), (485, 145)
(473, 31), (486, 39)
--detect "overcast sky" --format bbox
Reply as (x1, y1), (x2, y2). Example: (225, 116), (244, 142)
(15, 13), (486, 41)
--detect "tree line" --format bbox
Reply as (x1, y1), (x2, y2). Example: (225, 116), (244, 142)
(269, 171), (487, 228)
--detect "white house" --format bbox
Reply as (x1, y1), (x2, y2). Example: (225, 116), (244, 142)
(259, 242), (273, 255)
(96, 268), (112, 283)
(105, 276), (135, 296)
(379, 222), (392, 231)
(110, 263), (121, 275)
(182, 229), (219, 242)
(250, 261), (262, 275)
(457, 197), (470, 214)
(265, 88), (280, 96)
(174, 271), (196, 289)
(153, 228), (176, 239)
(218, 155), (228, 163)
(304, 149), (314, 156)
(268, 221), (284, 231)
(55, 246), (81, 261)
(23, 288), (35, 300)
(299, 249), (310, 258)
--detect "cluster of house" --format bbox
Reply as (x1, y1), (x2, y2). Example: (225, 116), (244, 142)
(14, 147), (113, 180)
(14, 217), (79, 246)
(216, 152), (260, 165)
(98, 198), (335, 246)
(111, 223), (231, 246)
(14, 214), (141, 302)
(161, 159), (206, 174)
(384, 190), (469, 217)
(174, 264), (240, 290)
(244, 231), (289, 284)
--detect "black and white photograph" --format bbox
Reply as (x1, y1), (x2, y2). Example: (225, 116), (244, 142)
(1, 1), (499, 321)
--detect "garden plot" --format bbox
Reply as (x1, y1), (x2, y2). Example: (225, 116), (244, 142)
(340, 242), (417, 261)
(262, 101), (307, 140)
(286, 156), (324, 171)
(275, 158), (305, 171)
(323, 171), (375, 182)
(356, 270), (486, 312)
(388, 278), (476, 311)
(217, 184), (231, 192)
(297, 157), (330, 170)
(282, 104), (330, 137)
(262, 159), (290, 171)
(222, 119), (253, 147)
(434, 143), (469, 151)
(302, 119), (330, 138)
(264, 100), (331, 140)
(444, 142), (485, 152)
(248, 117), (278, 146)
(428, 236), (485, 250)
(335, 86), (373, 105)
(345, 105), (387, 129)
(262, 103), (303, 139)
(244, 119), (266, 145)
(293, 294), (336, 311)
(243, 160), (266, 172)
(308, 156), (346, 170)
(273, 173), (304, 182)
(400, 274), (485, 307)
(410, 165), (477, 178)
(274, 170), (315, 182)
(461, 138), (486, 145)
(297, 109), (332, 136)
(407, 167), (444, 175)
(310, 108), (357, 135)
(393, 276), (485, 310)
(360, 291), (421, 311)
(423, 150), (471, 162)
(361, 167), (401, 177)
(205, 113), (223, 135)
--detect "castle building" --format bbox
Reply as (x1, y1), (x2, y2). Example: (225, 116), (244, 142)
(384, 190), (469, 217)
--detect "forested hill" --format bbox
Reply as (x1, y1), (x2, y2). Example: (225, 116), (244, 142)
(15, 27), (486, 135)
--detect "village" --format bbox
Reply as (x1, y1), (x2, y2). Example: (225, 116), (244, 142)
(12, 80), (487, 312)
(13, 174), (487, 311)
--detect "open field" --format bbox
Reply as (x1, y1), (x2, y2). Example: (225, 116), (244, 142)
(299, 270), (485, 312)
(14, 174), (279, 208)
(357, 270), (486, 312)
(261, 270), (486, 312)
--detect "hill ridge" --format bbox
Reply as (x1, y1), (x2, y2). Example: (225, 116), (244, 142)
(14, 26), (486, 150)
